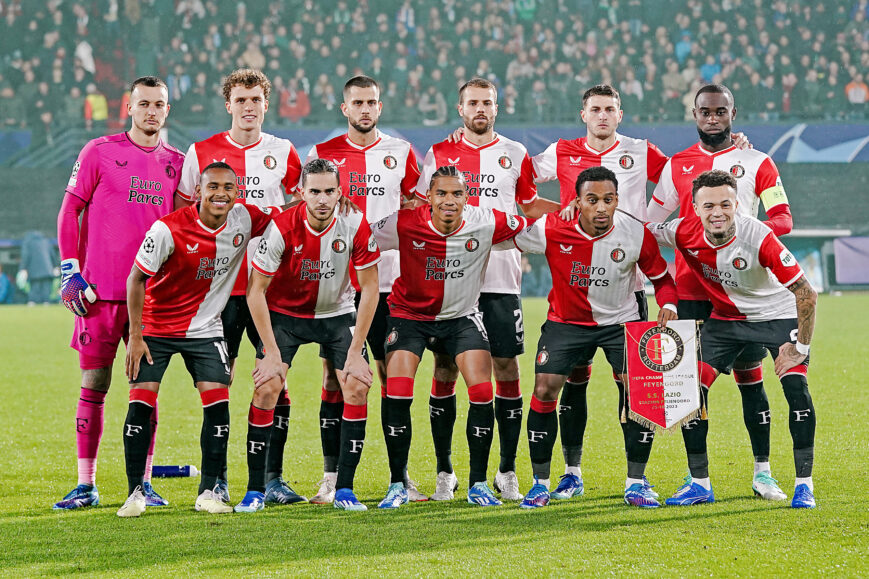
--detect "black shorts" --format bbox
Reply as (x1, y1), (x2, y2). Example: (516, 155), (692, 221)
(701, 318), (809, 375)
(384, 313), (490, 359)
(355, 291), (391, 361)
(221, 295), (260, 360)
(256, 311), (364, 370)
(477, 293), (525, 358)
(679, 299), (766, 364)
(535, 320), (630, 376)
(131, 336), (232, 385)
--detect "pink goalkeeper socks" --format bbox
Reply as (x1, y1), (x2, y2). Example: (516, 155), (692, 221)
(76, 388), (106, 485)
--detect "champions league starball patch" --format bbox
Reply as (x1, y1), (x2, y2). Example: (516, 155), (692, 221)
(619, 154), (634, 170)
(256, 238), (268, 255)
(383, 155), (397, 169)
(143, 236), (155, 253)
(332, 238), (347, 253)
(498, 155), (512, 170)
(232, 233), (245, 248)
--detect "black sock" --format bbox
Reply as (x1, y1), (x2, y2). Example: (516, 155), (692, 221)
(429, 394), (456, 474)
(123, 399), (153, 495)
(199, 391), (230, 495)
(385, 397), (413, 484)
(618, 382), (655, 479)
(559, 379), (588, 468)
(319, 398), (343, 473)
(336, 405), (367, 490)
(246, 405), (273, 493)
(738, 382), (771, 462)
(681, 386), (710, 479)
(264, 396), (290, 483)
(781, 374), (815, 477)
(466, 401), (495, 486)
(527, 399), (558, 481)
(495, 395), (523, 473)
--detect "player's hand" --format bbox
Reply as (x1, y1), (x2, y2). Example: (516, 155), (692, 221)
(253, 354), (285, 388)
(558, 198), (579, 221)
(446, 126), (465, 143)
(337, 195), (362, 216)
(342, 351), (373, 387)
(774, 342), (806, 377)
(656, 306), (678, 328)
(125, 335), (152, 381)
(733, 131), (752, 150)
(60, 258), (97, 316)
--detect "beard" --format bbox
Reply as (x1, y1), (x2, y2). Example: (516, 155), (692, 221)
(465, 116), (493, 135)
(707, 222), (736, 245)
(697, 125), (731, 148)
(350, 119), (376, 133)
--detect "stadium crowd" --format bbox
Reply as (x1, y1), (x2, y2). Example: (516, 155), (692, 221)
(1, 0), (867, 132)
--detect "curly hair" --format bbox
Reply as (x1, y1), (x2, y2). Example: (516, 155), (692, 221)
(221, 68), (271, 102)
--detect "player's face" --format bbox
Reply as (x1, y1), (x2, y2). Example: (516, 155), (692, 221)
(693, 92), (735, 147)
(341, 85), (382, 134)
(226, 85), (268, 131)
(577, 179), (618, 236)
(302, 172), (342, 225)
(128, 84), (169, 136)
(427, 175), (467, 228)
(580, 95), (622, 140)
(458, 86), (498, 135)
(693, 185), (738, 243)
(197, 168), (238, 221)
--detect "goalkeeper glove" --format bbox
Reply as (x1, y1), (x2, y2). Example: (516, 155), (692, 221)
(60, 258), (97, 316)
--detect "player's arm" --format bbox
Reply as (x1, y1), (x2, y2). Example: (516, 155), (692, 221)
(400, 146), (423, 207)
(494, 216), (546, 253)
(531, 143), (558, 184)
(756, 157), (793, 236)
(637, 227), (678, 327)
(345, 263), (377, 388)
(173, 192), (194, 210)
(521, 197), (561, 219)
(371, 212), (399, 250)
(125, 266), (152, 381)
(246, 270), (284, 388)
(774, 275), (817, 377)
(645, 219), (680, 249)
(56, 193), (97, 315)
(647, 160), (679, 221)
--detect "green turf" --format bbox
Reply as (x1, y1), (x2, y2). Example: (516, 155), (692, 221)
(1, 296), (867, 576)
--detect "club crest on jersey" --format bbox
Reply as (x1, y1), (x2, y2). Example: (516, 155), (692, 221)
(332, 238), (347, 253)
(263, 155), (277, 170)
(256, 239), (268, 255)
(68, 161), (81, 186)
(637, 326), (685, 373)
(498, 155), (512, 170)
(386, 330), (398, 345)
(506, 214), (521, 230)
(465, 238), (479, 252)
(610, 248), (626, 262)
(619, 154), (634, 170)
(383, 155), (398, 170)
(536, 350), (549, 366)
(232, 233), (245, 248)
(559, 244), (573, 253)
(165, 165), (176, 178)
(730, 164), (745, 178)
(732, 256), (747, 270)
(143, 236), (155, 254)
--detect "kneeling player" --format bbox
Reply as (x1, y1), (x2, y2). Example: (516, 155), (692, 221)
(649, 170), (818, 508)
(119, 162), (276, 517)
(235, 159), (380, 512)
(506, 167), (678, 508)
(372, 166), (528, 508)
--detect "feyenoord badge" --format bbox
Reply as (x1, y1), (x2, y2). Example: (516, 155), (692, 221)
(619, 154), (634, 170)
(165, 165), (176, 178)
(263, 155), (277, 170)
(386, 330), (398, 345)
(332, 238), (347, 253)
(383, 155), (397, 169)
(536, 350), (549, 366)
(732, 256), (747, 270)
(730, 164), (745, 178)
(232, 233), (245, 247)
(465, 238), (479, 252)
(637, 325), (685, 373)
(611, 247), (626, 262)
(498, 155), (512, 170)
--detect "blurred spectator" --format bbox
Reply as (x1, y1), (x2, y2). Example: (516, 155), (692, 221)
(279, 78), (311, 125)
(845, 73), (869, 117)
(19, 230), (58, 305)
(0, 87), (26, 128)
(84, 83), (108, 130)
(0, 263), (13, 304)
(418, 84), (447, 126)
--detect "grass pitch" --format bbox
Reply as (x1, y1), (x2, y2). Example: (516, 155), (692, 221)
(1, 296), (867, 577)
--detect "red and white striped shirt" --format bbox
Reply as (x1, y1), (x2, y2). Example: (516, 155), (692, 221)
(415, 134), (538, 294)
(511, 211), (676, 326)
(648, 143), (790, 300)
(306, 130), (419, 291)
(134, 204), (275, 338)
(648, 214), (802, 321)
(374, 205), (527, 321)
(251, 203), (380, 319)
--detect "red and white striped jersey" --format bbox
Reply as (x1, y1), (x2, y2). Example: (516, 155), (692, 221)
(415, 134), (538, 294)
(134, 203), (275, 338)
(251, 203), (380, 319)
(305, 130), (419, 291)
(178, 131), (302, 297)
(648, 214), (802, 321)
(511, 211), (674, 326)
(374, 205), (527, 321)
(532, 134), (668, 215)
(648, 143), (789, 300)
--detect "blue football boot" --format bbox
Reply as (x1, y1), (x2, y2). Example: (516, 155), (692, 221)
(53, 484), (100, 510)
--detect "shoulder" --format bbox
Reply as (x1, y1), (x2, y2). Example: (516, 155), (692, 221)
(378, 132), (414, 153)
(616, 133), (648, 149)
(159, 141), (185, 162)
(614, 210), (645, 232)
(260, 132), (297, 151)
(161, 205), (195, 229)
(494, 134), (528, 155)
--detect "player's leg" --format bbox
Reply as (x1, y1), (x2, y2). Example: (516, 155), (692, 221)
(553, 363), (590, 498)
(429, 350), (459, 499)
(311, 358), (343, 504)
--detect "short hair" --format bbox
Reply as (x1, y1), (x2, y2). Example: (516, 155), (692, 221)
(222, 68), (271, 102)
(301, 158), (340, 187)
(575, 166), (618, 196)
(458, 77), (497, 104)
(130, 76), (167, 94)
(200, 161), (236, 181)
(582, 84), (620, 108)
(692, 169), (736, 200)
(429, 165), (467, 190)
(343, 75), (380, 99)
(694, 84), (734, 106)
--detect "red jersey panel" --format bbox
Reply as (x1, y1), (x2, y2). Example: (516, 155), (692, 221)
(251, 203), (379, 319)
(649, 143), (789, 300)
(415, 134), (538, 294)
(649, 214), (802, 321)
(134, 204), (274, 338)
(374, 205), (527, 321)
(306, 130), (419, 291)
(511, 212), (674, 326)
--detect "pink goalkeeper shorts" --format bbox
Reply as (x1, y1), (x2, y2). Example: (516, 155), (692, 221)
(70, 300), (129, 370)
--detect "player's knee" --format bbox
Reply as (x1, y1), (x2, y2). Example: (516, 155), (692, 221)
(341, 378), (369, 406)
(567, 363), (592, 384)
(492, 356), (519, 380)
(780, 373), (812, 409)
(432, 353), (459, 381)
(533, 375), (561, 401)
(81, 367), (112, 391)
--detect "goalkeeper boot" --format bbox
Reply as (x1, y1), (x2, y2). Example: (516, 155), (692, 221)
(665, 476), (715, 506)
(551, 473), (584, 500)
(334, 488), (367, 511)
(467, 482), (502, 507)
(53, 484), (100, 510)
(142, 481), (169, 507)
(752, 471), (787, 501)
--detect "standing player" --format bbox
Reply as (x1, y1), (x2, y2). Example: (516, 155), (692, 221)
(54, 76), (185, 510)
(505, 167), (678, 509)
(236, 159), (380, 512)
(647, 84), (794, 501)
(119, 162), (276, 517)
(178, 68), (303, 504)
(648, 170), (816, 508)
(304, 75), (423, 504)
(415, 78), (560, 501)
(372, 166), (528, 509)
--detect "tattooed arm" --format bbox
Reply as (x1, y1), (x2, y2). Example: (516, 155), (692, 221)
(774, 275), (817, 377)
